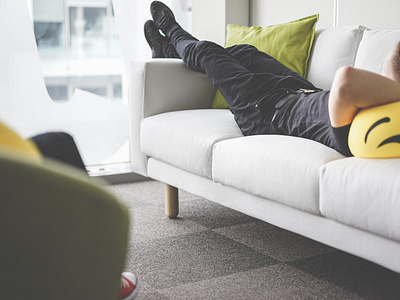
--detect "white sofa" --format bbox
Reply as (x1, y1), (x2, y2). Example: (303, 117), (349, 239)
(129, 26), (400, 273)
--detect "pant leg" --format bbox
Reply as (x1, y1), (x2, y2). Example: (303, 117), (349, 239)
(226, 44), (317, 90)
(169, 26), (293, 77)
(30, 132), (87, 173)
(169, 26), (316, 134)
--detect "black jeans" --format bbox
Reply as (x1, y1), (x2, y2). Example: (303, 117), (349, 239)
(169, 26), (317, 135)
(168, 26), (352, 156)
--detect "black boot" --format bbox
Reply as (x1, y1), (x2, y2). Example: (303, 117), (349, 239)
(144, 20), (180, 58)
(150, 1), (179, 36)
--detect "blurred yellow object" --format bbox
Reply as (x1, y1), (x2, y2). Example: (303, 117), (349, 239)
(0, 121), (42, 162)
(0, 148), (129, 300)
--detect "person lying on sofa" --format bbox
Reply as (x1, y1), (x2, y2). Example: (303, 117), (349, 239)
(144, 1), (400, 158)
(0, 120), (139, 300)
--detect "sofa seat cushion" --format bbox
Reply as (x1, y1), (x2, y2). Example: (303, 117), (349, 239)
(141, 109), (243, 179)
(320, 158), (400, 242)
(212, 135), (344, 215)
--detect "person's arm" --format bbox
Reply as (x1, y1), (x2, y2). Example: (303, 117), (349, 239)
(328, 66), (400, 127)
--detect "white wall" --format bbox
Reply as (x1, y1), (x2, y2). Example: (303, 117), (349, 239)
(250, 0), (335, 28)
(190, 0), (335, 45)
(251, 0), (400, 30)
(338, 0), (400, 29)
(192, 0), (249, 45)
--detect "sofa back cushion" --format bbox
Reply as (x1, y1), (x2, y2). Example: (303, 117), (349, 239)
(213, 15), (319, 109)
(354, 29), (400, 74)
(306, 26), (365, 90)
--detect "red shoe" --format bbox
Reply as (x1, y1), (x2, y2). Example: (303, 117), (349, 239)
(119, 272), (139, 300)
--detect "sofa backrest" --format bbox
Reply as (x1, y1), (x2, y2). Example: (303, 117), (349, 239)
(307, 26), (400, 90)
(306, 26), (365, 90)
(354, 29), (400, 74)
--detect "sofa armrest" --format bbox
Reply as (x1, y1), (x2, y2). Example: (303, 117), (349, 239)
(130, 58), (215, 117)
(129, 58), (216, 176)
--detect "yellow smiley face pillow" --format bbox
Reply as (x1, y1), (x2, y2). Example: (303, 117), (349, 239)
(349, 101), (400, 158)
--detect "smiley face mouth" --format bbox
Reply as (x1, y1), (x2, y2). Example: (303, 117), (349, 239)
(365, 117), (400, 148)
(378, 135), (400, 148)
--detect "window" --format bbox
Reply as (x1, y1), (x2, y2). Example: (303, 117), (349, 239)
(33, 0), (123, 101)
(17, 0), (192, 178)
(30, 0), (129, 175)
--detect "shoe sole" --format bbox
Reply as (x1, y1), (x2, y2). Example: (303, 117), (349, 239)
(150, 1), (176, 31)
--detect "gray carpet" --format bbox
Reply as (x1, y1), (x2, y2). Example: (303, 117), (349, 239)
(108, 180), (400, 300)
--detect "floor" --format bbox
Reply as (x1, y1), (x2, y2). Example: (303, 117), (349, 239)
(108, 180), (400, 300)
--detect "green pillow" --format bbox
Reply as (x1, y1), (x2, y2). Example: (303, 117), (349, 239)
(212, 14), (319, 109)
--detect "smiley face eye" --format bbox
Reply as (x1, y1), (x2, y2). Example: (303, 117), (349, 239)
(365, 117), (390, 143)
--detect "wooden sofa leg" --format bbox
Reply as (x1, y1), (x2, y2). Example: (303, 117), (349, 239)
(165, 184), (179, 219)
